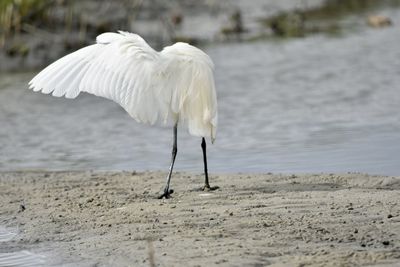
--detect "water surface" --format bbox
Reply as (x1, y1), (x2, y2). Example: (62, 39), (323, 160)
(1, 11), (399, 175)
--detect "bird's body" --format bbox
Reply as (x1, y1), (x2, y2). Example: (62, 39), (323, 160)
(29, 31), (218, 198)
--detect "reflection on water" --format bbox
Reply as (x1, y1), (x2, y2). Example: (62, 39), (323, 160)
(0, 10), (399, 175)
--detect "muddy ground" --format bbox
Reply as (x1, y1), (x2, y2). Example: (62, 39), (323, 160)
(1, 171), (400, 266)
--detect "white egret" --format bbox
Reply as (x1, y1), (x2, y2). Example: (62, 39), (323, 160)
(28, 31), (218, 199)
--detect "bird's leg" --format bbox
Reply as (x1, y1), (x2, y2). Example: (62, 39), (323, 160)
(201, 137), (219, 191)
(159, 124), (178, 199)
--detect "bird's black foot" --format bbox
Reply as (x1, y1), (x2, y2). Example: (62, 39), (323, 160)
(158, 189), (174, 199)
(201, 185), (219, 191)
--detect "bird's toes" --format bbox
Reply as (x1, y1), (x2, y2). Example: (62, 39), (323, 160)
(157, 189), (174, 199)
(202, 185), (220, 192)
(157, 193), (169, 199)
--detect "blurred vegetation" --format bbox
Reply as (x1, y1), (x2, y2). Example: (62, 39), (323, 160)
(2, 0), (399, 44)
(0, 0), (139, 62)
(0, 0), (53, 46)
(263, 0), (400, 38)
(0, 0), (135, 48)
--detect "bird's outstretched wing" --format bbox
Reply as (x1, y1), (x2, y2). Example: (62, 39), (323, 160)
(29, 31), (165, 124)
(29, 32), (218, 140)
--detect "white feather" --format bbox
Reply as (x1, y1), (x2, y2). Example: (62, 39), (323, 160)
(29, 31), (218, 141)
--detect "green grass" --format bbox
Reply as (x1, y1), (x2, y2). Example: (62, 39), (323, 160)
(0, 0), (50, 32)
(0, 0), (53, 46)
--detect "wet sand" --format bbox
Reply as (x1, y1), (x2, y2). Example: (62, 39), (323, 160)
(1, 171), (400, 266)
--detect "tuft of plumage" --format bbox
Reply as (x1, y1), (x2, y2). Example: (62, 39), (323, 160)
(29, 31), (218, 142)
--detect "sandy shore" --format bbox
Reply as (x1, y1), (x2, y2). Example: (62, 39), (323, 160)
(1, 171), (400, 266)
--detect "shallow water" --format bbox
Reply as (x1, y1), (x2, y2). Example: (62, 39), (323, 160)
(0, 226), (46, 266)
(1, 10), (400, 176)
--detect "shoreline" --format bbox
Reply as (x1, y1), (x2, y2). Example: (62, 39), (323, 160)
(1, 171), (399, 266)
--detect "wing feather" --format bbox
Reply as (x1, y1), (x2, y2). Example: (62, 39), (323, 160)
(52, 59), (86, 97)
(64, 63), (90, 98)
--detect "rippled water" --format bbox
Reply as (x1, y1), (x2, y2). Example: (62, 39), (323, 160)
(1, 11), (400, 175)
(0, 226), (46, 266)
